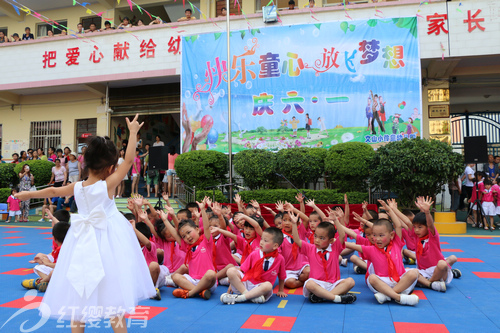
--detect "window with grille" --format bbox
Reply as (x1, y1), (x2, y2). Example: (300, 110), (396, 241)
(30, 121), (61, 153)
(36, 20), (67, 37)
(76, 118), (97, 138)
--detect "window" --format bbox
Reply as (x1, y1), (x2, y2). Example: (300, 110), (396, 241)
(36, 20), (67, 37)
(30, 121), (61, 153)
(81, 16), (103, 30)
(0, 27), (7, 37)
(76, 118), (97, 153)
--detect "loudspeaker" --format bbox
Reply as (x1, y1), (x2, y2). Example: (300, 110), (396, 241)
(149, 146), (169, 170)
(464, 136), (488, 164)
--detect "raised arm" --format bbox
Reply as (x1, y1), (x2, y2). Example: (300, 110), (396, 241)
(340, 224), (358, 239)
(137, 206), (159, 239)
(284, 202), (309, 224)
(158, 210), (182, 244)
(132, 220), (151, 250)
(353, 211), (374, 228)
(378, 199), (402, 239)
(249, 200), (262, 216)
(306, 199), (327, 221)
(211, 226), (237, 242)
(234, 194), (246, 213)
(198, 197), (212, 240)
(15, 182), (76, 201)
(106, 114), (144, 193)
(415, 196), (436, 235)
(212, 202), (227, 229)
(296, 193), (305, 214)
(361, 201), (372, 220)
(344, 194), (350, 226)
(387, 199), (411, 230)
(289, 211), (303, 248)
(262, 205), (277, 217)
(236, 214), (263, 236)
(345, 242), (363, 253)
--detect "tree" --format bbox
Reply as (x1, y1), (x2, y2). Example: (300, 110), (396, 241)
(370, 138), (464, 208)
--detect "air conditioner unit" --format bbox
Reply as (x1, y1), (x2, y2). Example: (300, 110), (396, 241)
(262, 5), (277, 23)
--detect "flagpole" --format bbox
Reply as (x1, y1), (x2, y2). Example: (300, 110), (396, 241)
(225, 0), (233, 204)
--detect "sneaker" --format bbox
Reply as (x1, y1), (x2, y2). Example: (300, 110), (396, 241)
(219, 277), (230, 286)
(340, 258), (348, 267)
(152, 288), (161, 300)
(21, 279), (38, 290)
(408, 258), (416, 265)
(172, 288), (189, 299)
(335, 294), (357, 304)
(374, 292), (391, 304)
(308, 293), (325, 303)
(397, 294), (419, 306)
(452, 268), (462, 279)
(199, 289), (211, 300)
(36, 281), (48, 292)
(250, 295), (266, 303)
(353, 265), (367, 274)
(165, 275), (177, 287)
(38, 218), (45, 222)
(220, 293), (238, 305)
(430, 281), (446, 292)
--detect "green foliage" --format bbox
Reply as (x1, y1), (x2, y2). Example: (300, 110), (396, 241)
(234, 149), (277, 190)
(0, 188), (11, 203)
(256, 126), (267, 134)
(276, 148), (323, 188)
(370, 138), (464, 208)
(0, 164), (18, 188)
(325, 142), (375, 192)
(175, 150), (228, 189)
(195, 190), (226, 203)
(238, 189), (367, 205)
(13, 160), (54, 187)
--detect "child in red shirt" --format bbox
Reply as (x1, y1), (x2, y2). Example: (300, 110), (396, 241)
(6, 189), (21, 223)
(481, 179), (496, 230)
(134, 220), (162, 300)
(220, 227), (287, 304)
(172, 197), (217, 299)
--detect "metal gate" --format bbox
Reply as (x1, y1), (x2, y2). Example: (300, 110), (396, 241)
(451, 112), (500, 155)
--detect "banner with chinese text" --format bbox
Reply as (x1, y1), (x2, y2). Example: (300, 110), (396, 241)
(181, 17), (421, 153)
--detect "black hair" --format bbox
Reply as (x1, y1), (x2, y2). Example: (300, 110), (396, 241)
(274, 212), (284, 221)
(136, 222), (152, 239)
(155, 219), (167, 241)
(84, 136), (119, 173)
(56, 148), (63, 154)
(484, 178), (493, 186)
(367, 209), (379, 220)
(49, 147), (56, 153)
(123, 16), (130, 21)
(246, 203), (257, 209)
(10, 188), (17, 194)
(53, 209), (70, 223)
(412, 212), (427, 226)
(169, 145), (177, 154)
(209, 214), (219, 222)
(185, 8), (192, 13)
(316, 222), (336, 238)
(495, 156), (500, 159)
(20, 151), (26, 157)
(52, 221), (70, 244)
(373, 219), (394, 232)
(374, 94), (378, 98)
(90, 22), (96, 26)
(177, 208), (192, 218)
(288, 0), (295, 4)
(55, 158), (61, 163)
(25, 27), (31, 31)
(263, 227), (284, 245)
(332, 205), (344, 212)
(221, 6), (227, 10)
(178, 219), (198, 231)
(221, 204), (228, 209)
(155, 135), (161, 140)
(12, 153), (19, 158)
(309, 211), (323, 221)
(27, 149), (33, 153)
(186, 202), (199, 210)
(244, 214), (264, 229)
(124, 213), (135, 221)
(105, 20), (111, 25)
(402, 209), (414, 218)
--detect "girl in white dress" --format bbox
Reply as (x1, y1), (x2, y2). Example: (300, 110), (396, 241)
(16, 114), (155, 332)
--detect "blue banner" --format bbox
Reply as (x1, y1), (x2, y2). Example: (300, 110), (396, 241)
(181, 17), (421, 153)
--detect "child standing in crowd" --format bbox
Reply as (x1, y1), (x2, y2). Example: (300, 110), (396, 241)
(481, 179), (496, 230)
(6, 189), (21, 223)
(16, 114), (156, 330)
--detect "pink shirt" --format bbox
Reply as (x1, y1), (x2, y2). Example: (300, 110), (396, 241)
(241, 250), (286, 286)
(300, 239), (344, 283)
(214, 234), (237, 270)
(470, 181), (484, 202)
(142, 241), (158, 266)
(361, 234), (405, 278)
(181, 235), (215, 279)
(153, 236), (186, 272)
(168, 153), (178, 170)
(132, 157), (141, 174)
(7, 195), (20, 211)
(355, 234), (372, 261)
(281, 224), (309, 271)
(236, 234), (261, 263)
(401, 228), (416, 251)
(408, 228), (445, 270)
(482, 188), (494, 202)
(492, 184), (500, 205)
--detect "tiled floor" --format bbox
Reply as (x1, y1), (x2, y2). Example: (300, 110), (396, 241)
(1, 225), (500, 332)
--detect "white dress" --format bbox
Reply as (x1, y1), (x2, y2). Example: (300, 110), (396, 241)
(39, 180), (155, 322)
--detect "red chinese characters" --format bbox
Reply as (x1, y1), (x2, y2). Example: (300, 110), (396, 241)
(464, 9), (485, 33)
(140, 39), (157, 58)
(113, 41), (130, 61)
(168, 36), (181, 55)
(43, 51), (57, 68)
(66, 47), (80, 66)
(427, 13), (448, 35)
(89, 45), (104, 63)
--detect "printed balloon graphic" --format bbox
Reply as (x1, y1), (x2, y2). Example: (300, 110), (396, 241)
(201, 115), (214, 128)
(206, 128), (219, 144)
(398, 101), (406, 109)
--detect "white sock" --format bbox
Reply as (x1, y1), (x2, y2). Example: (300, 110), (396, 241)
(235, 294), (247, 302)
(333, 295), (341, 303)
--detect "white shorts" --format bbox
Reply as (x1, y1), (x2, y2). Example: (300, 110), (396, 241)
(34, 254), (54, 277)
(68, 175), (79, 184)
(156, 265), (171, 288)
(482, 202), (496, 216)
(233, 252), (242, 259)
(132, 173), (138, 178)
(303, 278), (344, 297)
(230, 270), (273, 302)
(8, 211), (21, 217)
(162, 174), (168, 183)
(183, 273), (218, 293)
(286, 264), (309, 281)
(419, 265), (453, 284)
(366, 269), (418, 295)
(470, 202), (479, 210)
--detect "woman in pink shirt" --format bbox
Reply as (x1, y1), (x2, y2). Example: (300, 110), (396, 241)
(131, 149), (141, 195)
(166, 146), (179, 198)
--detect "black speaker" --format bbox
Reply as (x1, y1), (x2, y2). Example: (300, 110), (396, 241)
(149, 146), (169, 170)
(464, 136), (488, 164)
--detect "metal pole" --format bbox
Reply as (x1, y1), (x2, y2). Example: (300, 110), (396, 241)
(225, 0), (233, 204)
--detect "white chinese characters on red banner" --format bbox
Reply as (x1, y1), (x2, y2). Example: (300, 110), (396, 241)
(426, 9), (486, 35)
(42, 36), (180, 69)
